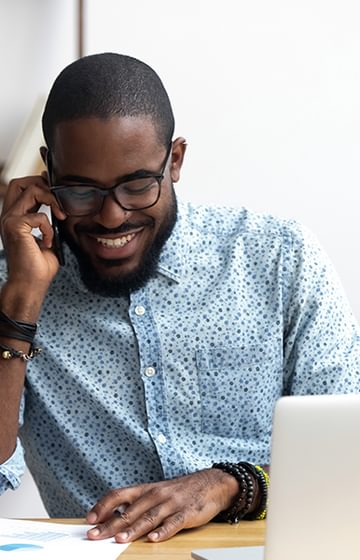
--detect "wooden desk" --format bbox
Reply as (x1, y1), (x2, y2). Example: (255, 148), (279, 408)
(49, 519), (265, 560)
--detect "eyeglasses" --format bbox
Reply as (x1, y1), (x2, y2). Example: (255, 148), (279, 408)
(48, 142), (172, 217)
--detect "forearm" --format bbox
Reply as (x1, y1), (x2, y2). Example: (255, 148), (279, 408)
(0, 279), (48, 324)
(0, 343), (26, 463)
(0, 283), (45, 463)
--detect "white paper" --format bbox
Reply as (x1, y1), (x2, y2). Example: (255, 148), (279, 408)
(0, 518), (129, 559)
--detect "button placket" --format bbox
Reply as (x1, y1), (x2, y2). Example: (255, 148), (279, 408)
(129, 290), (185, 477)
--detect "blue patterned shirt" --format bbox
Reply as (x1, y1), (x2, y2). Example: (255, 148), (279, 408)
(1, 202), (359, 516)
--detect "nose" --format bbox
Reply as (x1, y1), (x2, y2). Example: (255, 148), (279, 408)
(94, 191), (130, 229)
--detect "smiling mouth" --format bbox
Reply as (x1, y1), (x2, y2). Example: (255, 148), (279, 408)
(96, 233), (136, 248)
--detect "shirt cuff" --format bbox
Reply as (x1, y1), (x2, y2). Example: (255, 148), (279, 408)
(0, 438), (25, 492)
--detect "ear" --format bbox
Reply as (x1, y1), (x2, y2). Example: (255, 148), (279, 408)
(170, 137), (187, 183)
(39, 146), (50, 181)
(39, 146), (48, 163)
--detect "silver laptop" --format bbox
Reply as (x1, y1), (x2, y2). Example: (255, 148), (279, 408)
(192, 393), (360, 560)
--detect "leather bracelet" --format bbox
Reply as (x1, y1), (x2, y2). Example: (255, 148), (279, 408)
(0, 311), (37, 344)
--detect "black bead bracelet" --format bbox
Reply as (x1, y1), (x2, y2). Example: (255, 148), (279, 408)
(212, 462), (256, 523)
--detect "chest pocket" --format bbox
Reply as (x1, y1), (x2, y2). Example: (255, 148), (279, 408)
(196, 345), (282, 438)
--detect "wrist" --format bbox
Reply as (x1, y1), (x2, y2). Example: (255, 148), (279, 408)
(211, 467), (241, 512)
(0, 282), (45, 323)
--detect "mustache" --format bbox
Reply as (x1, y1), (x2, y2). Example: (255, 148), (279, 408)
(74, 219), (155, 236)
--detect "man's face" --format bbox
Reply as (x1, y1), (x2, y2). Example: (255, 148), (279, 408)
(49, 116), (185, 296)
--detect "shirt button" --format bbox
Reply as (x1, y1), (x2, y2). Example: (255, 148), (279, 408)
(157, 433), (167, 444)
(135, 305), (145, 316)
(144, 366), (156, 377)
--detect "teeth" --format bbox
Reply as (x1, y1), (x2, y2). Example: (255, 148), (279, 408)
(96, 233), (135, 248)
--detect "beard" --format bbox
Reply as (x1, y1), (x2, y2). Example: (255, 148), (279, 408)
(59, 190), (178, 297)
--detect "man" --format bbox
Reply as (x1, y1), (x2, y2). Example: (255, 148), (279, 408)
(0, 53), (359, 543)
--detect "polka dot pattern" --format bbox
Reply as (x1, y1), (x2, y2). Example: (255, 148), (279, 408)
(1, 201), (359, 516)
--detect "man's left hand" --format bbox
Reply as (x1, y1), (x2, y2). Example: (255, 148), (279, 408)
(86, 468), (239, 543)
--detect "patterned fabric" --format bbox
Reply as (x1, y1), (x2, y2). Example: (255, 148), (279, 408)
(0, 201), (359, 516)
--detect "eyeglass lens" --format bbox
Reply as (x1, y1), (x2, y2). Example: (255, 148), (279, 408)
(55, 177), (161, 216)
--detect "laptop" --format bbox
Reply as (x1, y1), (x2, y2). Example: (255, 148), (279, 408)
(192, 393), (360, 560)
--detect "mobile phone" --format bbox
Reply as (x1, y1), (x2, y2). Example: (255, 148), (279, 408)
(51, 211), (65, 266)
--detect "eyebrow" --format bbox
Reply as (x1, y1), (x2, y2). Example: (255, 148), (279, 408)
(55, 168), (162, 186)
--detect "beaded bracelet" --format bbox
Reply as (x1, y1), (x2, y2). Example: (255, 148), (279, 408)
(243, 464), (270, 520)
(0, 342), (42, 362)
(212, 462), (256, 523)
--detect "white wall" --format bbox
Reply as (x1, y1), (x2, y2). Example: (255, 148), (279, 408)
(0, 0), (77, 163)
(0, 0), (77, 518)
(0, 0), (360, 518)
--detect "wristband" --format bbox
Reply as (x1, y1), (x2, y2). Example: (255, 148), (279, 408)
(243, 464), (269, 520)
(0, 310), (37, 344)
(0, 342), (42, 362)
(212, 462), (256, 523)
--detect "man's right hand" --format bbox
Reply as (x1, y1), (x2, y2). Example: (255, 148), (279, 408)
(0, 174), (66, 316)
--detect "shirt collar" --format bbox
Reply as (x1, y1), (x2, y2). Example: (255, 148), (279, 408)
(157, 201), (188, 283)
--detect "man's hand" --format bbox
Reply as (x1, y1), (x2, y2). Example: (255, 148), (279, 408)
(0, 174), (66, 316)
(86, 469), (239, 543)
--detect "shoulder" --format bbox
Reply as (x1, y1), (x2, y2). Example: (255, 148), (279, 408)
(177, 200), (313, 249)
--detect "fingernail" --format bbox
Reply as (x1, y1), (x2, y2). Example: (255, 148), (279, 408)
(148, 532), (159, 541)
(88, 527), (100, 537)
(116, 532), (129, 541)
(87, 512), (97, 524)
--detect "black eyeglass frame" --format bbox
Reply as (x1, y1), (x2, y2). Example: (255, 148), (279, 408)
(47, 141), (173, 217)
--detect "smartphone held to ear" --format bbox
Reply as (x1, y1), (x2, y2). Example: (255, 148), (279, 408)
(51, 212), (65, 266)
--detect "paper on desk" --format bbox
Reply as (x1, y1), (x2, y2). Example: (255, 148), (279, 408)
(0, 518), (129, 559)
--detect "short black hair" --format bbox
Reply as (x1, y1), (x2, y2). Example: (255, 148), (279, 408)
(42, 52), (175, 150)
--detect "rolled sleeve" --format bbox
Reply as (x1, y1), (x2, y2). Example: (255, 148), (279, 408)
(0, 438), (26, 492)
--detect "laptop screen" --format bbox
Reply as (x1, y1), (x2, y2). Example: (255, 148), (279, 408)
(193, 394), (360, 560)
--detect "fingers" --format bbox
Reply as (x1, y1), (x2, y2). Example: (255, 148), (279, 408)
(112, 508), (187, 544)
(88, 501), (186, 544)
(86, 481), (206, 544)
(86, 471), (227, 544)
(0, 174), (67, 290)
(87, 486), (143, 524)
(1, 174), (65, 260)
(139, 511), (186, 543)
(2, 175), (65, 219)
(86, 485), (171, 542)
(2, 175), (48, 215)
(3, 212), (54, 250)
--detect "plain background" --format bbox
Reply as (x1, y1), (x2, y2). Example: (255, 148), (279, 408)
(0, 0), (359, 517)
